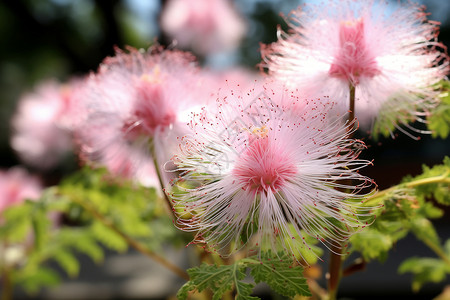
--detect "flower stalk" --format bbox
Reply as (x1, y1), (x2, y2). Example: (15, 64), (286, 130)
(149, 140), (178, 220)
(327, 82), (356, 300)
(363, 171), (450, 207)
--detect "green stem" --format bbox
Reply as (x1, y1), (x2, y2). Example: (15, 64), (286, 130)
(327, 83), (356, 300)
(1, 269), (12, 300)
(327, 245), (344, 300)
(72, 196), (189, 280)
(348, 83), (356, 132)
(421, 232), (450, 267)
(363, 171), (450, 207)
(1, 243), (12, 300)
(149, 142), (178, 220)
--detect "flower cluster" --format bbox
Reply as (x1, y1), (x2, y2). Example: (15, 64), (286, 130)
(8, 0), (448, 261)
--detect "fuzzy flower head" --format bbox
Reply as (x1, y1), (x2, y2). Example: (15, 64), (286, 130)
(171, 82), (376, 260)
(0, 168), (42, 214)
(10, 80), (79, 170)
(161, 0), (246, 55)
(76, 47), (205, 186)
(262, 0), (449, 138)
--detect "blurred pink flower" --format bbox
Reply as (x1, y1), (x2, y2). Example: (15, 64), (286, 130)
(171, 82), (375, 258)
(161, 0), (246, 55)
(76, 46), (206, 187)
(10, 80), (80, 170)
(262, 0), (449, 137)
(0, 167), (42, 214)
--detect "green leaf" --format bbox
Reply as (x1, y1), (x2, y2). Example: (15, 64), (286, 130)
(91, 222), (128, 252)
(410, 157), (450, 206)
(0, 202), (33, 242)
(177, 281), (195, 300)
(59, 166), (186, 252)
(250, 252), (311, 297)
(235, 280), (259, 300)
(31, 207), (51, 251)
(353, 157), (450, 263)
(399, 257), (450, 292)
(179, 252), (312, 299)
(349, 228), (394, 262)
(409, 218), (441, 251)
(428, 80), (450, 139)
(13, 267), (61, 294)
(72, 234), (104, 264)
(283, 228), (324, 265)
(54, 250), (80, 277)
(181, 263), (257, 300)
(371, 92), (418, 139)
(445, 239), (450, 257)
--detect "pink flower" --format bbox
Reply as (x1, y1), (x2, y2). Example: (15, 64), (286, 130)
(171, 82), (375, 259)
(160, 0), (246, 55)
(262, 0), (449, 137)
(10, 80), (79, 170)
(76, 47), (205, 187)
(0, 167), (42, 214)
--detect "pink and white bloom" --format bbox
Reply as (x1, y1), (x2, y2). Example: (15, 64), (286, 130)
(76, 47), (205, 187)
(160, 0), (246, 55)
(0, 167), (42, 214)
(10, 80), (80, 170)
(171, 82), (375, 258)
(262, 0), (449, 137)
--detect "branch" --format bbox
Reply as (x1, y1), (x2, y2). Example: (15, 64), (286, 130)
(363, 171), (450, 207)
(71, 195), (189, 280)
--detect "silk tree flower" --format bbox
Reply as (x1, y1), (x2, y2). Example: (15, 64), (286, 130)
(170, 82), (375, 259)
(75, 46), (206, 187)
(10, 80), (80, 170)
(0, 167), (42, 214)
(160, 0), (246, 55)
(261, 0), (449, 138)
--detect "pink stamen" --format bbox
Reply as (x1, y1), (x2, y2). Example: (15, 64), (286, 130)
(233, 136), (297, 193)
(329, 19), (380, 84)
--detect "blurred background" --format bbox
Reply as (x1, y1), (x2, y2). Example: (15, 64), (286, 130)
(0, 0), (449, 299)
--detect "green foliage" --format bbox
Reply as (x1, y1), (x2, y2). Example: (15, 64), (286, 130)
(59, 167), (185, 251)
(0, 166), (184, 295)
(178, 251), (310, 299)
(250, 252), (311, 298)
(0, 201), (34, 243)
(399, 238), (450, 292)
(350, 192), (412, 262)
(0, 189), (108, 293)
(278, 225), (324, 265)
(427, 80), (450, 139)
(351, 157), (450, 263)
(399, 256), (450, 292)
(350, 227), (399, 262)
(371, 92), (418, 139)
(178, 263), (257, 300)
(371, 102), (401, 140)
(13, 267), (61, 294)
(373, 80), (450, 139)
(409, 156), (450, 206)
(90, 222), (128, 252)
